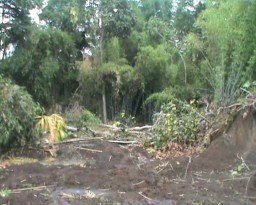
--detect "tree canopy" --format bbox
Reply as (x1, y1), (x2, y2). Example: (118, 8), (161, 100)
(1, 0), (256, 123)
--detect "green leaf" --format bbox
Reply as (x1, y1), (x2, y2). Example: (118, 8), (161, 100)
(237, 163), (245, 173)
(242, 81), (251, 89)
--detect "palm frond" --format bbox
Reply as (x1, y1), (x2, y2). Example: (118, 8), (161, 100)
(36, 114), (67, 143)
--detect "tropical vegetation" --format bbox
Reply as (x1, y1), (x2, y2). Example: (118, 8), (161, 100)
(0, 0), (256, 149)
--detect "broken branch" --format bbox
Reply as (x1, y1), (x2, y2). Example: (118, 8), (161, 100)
(75, 146), (102, 153)
(11, 185), (55, 193)
(107, 140), (137, 144)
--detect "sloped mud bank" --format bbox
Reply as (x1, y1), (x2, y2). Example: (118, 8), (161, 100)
(1, 111), (256, 205)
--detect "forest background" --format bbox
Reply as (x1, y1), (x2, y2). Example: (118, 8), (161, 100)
(1, 0), (256, 148)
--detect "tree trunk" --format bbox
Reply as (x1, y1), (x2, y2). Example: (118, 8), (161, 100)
(99, 16), (107, 123)
(132, 91), (143, 117)
(102, 85), (107, 123)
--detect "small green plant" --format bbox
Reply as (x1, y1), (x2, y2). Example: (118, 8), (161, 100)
(242, 80), (256, 90)
(82, 110), (102, 124)
(237, 163), (246, 173)
(113, 112), (136, 138)
(113, 112), (136, 128)
(0, 187), (11, 197)
(151, 100), (200, 148)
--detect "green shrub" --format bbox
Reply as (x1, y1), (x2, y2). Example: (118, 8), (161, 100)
(82, 110), (101, 124)
(0, 76), (39, 149)
(145, 89), (176, 111)
(151, 100), (200, 148)
(65, 103), (101, 127)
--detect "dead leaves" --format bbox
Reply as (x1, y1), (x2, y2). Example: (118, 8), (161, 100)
(154, 142), (198, 160)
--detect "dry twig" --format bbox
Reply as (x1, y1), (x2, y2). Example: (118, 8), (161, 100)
(75, 146), (102, 153)
(154, 161), (170, 174)
(244, 196), (256, 199)
(184, 156), (192, 180)
(59, 192), (74, 199)
(245, 174), (253, 196)
(132, 180), (145, 186)
(222, 177), (249, 182)
(107, 140), (137, 144)
(54, 137), (101, 145)
(11, 185), (55, 193)
(138, 191), (153, 201)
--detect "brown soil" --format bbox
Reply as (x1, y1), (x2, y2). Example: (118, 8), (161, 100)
(1, 112), (256, 205)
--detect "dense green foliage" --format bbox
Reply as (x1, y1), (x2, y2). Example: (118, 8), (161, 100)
(0, 0), (43, 59)
(82, 110), (102, 125)
(1, 0), (256, 148)
(4, 28), (78, 106)
(191, 0), (256, 106)
(0, 76), (39, 149)
(151, 100), (200, 148)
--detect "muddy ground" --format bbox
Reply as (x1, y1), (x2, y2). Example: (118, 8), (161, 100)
(1, 113), (256, 205)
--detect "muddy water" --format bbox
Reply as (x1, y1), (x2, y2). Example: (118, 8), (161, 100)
(50, 188), (113, 205)
(49, 187), (177, 205)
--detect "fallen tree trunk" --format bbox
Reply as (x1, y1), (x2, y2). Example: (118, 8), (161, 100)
(66, 126), (79, 132)
(128, 125), (152, 131)
(107, 140), (138, 144)
(53, 124), (153, 146)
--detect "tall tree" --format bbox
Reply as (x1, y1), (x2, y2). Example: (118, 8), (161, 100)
(6, 27), (77, 107)
(174, 0), (205, 40)
(0, 0), (43, 59)
(138, 0), (173, 21)
(40, 0), (93, 59)
(194, 0), (256, 105)
(93, 0), (136, 122)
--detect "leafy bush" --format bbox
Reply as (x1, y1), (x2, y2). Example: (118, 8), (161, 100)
(65, 103), (101, 127)
(0, 76), (39, 149)
(151, 100), (200, 148)
(113, 112), (136, 139)
(113, 112), (136, 128)
(145, 89), (176, 111)
(82, 110), (102, 124)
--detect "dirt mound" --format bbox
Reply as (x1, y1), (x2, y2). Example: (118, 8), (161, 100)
(195, 110), (256, 171)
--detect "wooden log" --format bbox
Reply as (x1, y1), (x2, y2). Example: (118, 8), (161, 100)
(66, 125), (79, 132)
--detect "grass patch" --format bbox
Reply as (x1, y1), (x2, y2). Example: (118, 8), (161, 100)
(8, 157), (38, 165)
(0, 187), (11, 197)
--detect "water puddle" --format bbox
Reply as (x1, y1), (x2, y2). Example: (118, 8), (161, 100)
(146, 199), (177, 205)
(49, 187), (176, 205)
(49, 187), (113, 205)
